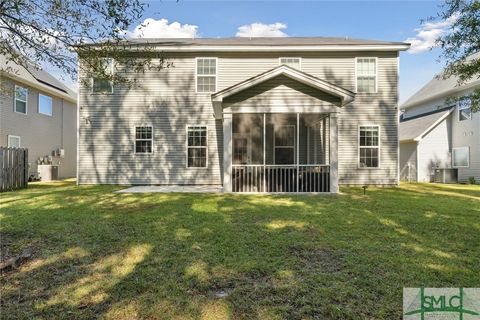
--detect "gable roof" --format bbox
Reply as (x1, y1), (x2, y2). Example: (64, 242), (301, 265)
(212, 65), (355, 106)
(0, 54), (76, 103)
(401, 52), (480, 109)
(399, 107), (454, 142)
(78, 37), (410, 52)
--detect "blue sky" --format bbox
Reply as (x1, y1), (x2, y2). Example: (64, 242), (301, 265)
(129, 0), (448, 104)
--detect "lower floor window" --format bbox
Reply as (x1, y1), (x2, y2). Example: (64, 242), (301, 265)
(274, 125), (295, 164)
(187, 126), (207, 167)
(135, 126), (153, 153)
(8, 135), (21, 148)
(359, 126), (380, 168)
(452, 147), (469, 167)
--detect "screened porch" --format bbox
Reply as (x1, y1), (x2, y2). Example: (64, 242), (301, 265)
(231, 113), (331, 193)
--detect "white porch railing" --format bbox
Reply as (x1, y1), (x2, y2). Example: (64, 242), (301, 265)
(232, 165), (330, 193)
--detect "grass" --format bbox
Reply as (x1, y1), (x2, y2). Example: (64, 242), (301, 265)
(0, 180), (479, 319)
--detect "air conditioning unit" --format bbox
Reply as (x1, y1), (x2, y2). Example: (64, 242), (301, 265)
(433, 168), (458, 184)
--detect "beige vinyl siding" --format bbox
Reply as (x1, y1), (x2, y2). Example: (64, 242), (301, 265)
(78, 51), (399, 185)
(452, 96), (480, 182)
(0, 77), (77, 178)
(416, 116), (452, 182)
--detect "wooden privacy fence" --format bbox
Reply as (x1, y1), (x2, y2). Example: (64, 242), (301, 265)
(0, 147), (28, 192)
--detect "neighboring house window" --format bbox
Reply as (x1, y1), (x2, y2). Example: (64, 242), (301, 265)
(359, 126), (380, 168)
(279, 57), (301, 70)
(452, 147), (469, 167)
(274, 125), (295, 165)
(92, 58), (114, 93)
(356, 57), (377, 93)
(196, 58), (216, 93)
(187, 126), (208, 167)
(14, 85), (28, 114)
(458, 101), (472, 121)
(7, 135), (21, 148)
(135, 126), (153, 154)
(38, 94), (53, 116)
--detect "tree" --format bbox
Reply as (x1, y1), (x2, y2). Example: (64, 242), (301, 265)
(0, 0), (166, 86)
(434, 0), (480, 112)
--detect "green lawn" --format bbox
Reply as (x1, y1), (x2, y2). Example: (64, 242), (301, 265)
(1, 181), (479, 319)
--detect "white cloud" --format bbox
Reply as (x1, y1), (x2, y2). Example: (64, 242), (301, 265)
(236, 22), (288, 37)
(405, 15), (458, 54)
(124, 18), (198, 38)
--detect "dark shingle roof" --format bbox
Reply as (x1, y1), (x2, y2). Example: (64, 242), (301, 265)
(399, 107), (454, 142)
(118, 37), (407, 46)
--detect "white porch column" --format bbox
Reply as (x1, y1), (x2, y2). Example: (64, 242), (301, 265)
(329, 112), (339, 193)
(223, 113), (233, 192)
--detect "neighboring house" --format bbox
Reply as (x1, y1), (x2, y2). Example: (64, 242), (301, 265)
(399, 52), (480, 183)
(77, 37), (409, 193)
(0, 55), (77, 179)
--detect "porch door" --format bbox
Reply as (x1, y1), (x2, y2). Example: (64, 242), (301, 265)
(233, 134), (251, 165)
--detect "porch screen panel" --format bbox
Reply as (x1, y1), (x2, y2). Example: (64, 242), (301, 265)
(303, 114), (329, 165)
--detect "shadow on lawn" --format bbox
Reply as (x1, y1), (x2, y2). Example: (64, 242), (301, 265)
(0, 182), (479, 319)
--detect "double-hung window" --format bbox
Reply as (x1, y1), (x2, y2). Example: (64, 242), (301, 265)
(8, 135), (21, 148)
(279, 57), (301, 70)
(14, 85), (28, 114)
(135, 126), (153, 154)
(356, 58), (377, 93)
(196, 58), (216, 93)
(92, 58), (114, 93)
(274, 125), (296, 165)
(187, 126), (207, 167)
(359, 126), (380, 168)
(452, 147), (469, 167)
(38, 94), (53, 116)
(458, 100), (472, 121)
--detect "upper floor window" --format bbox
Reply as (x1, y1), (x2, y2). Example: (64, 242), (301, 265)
(8, 135), (21, 148)
(279, 57), (301, 70)
(458, 100), (472, 121)
(359, 125), (380, 168)
(135, 126), (153, 154)
(187, 126), (208, 167)
(92, 58), (114, 94)
(196, 58), (216, 93)
(356, 57), (377, 93)
(14, 85), (28, 114)
(38, 94), (53, 116)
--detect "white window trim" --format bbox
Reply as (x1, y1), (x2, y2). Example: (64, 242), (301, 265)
(14, 85), (28, 115)
(458, 103), (472, 121)
(38, 93), (53, 116)
(91, 58), (114, 94)
(186, 125), (209, 168)
(273, 124), (296, 165)
(7, 135), (21, 148)
(195, 57), (218, 94)
(358, 124), (381, 169)
(355, 57), (378, 94)
(133, 125), (154, 155)
(278, 57), (302, 70)
(452, 146), (470, 168)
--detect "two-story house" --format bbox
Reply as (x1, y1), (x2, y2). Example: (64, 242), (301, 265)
(399, 52), (480, 183)
(77, 37), (409, 193)
(0, 55), (77, 179)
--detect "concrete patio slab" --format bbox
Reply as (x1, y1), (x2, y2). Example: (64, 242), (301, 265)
(116, 185), (223, 193)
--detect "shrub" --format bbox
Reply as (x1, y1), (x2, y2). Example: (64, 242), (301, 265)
(468, 176), (476, 184)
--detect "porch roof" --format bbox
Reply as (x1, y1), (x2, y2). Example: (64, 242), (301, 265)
(211, 65), (355, 107)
